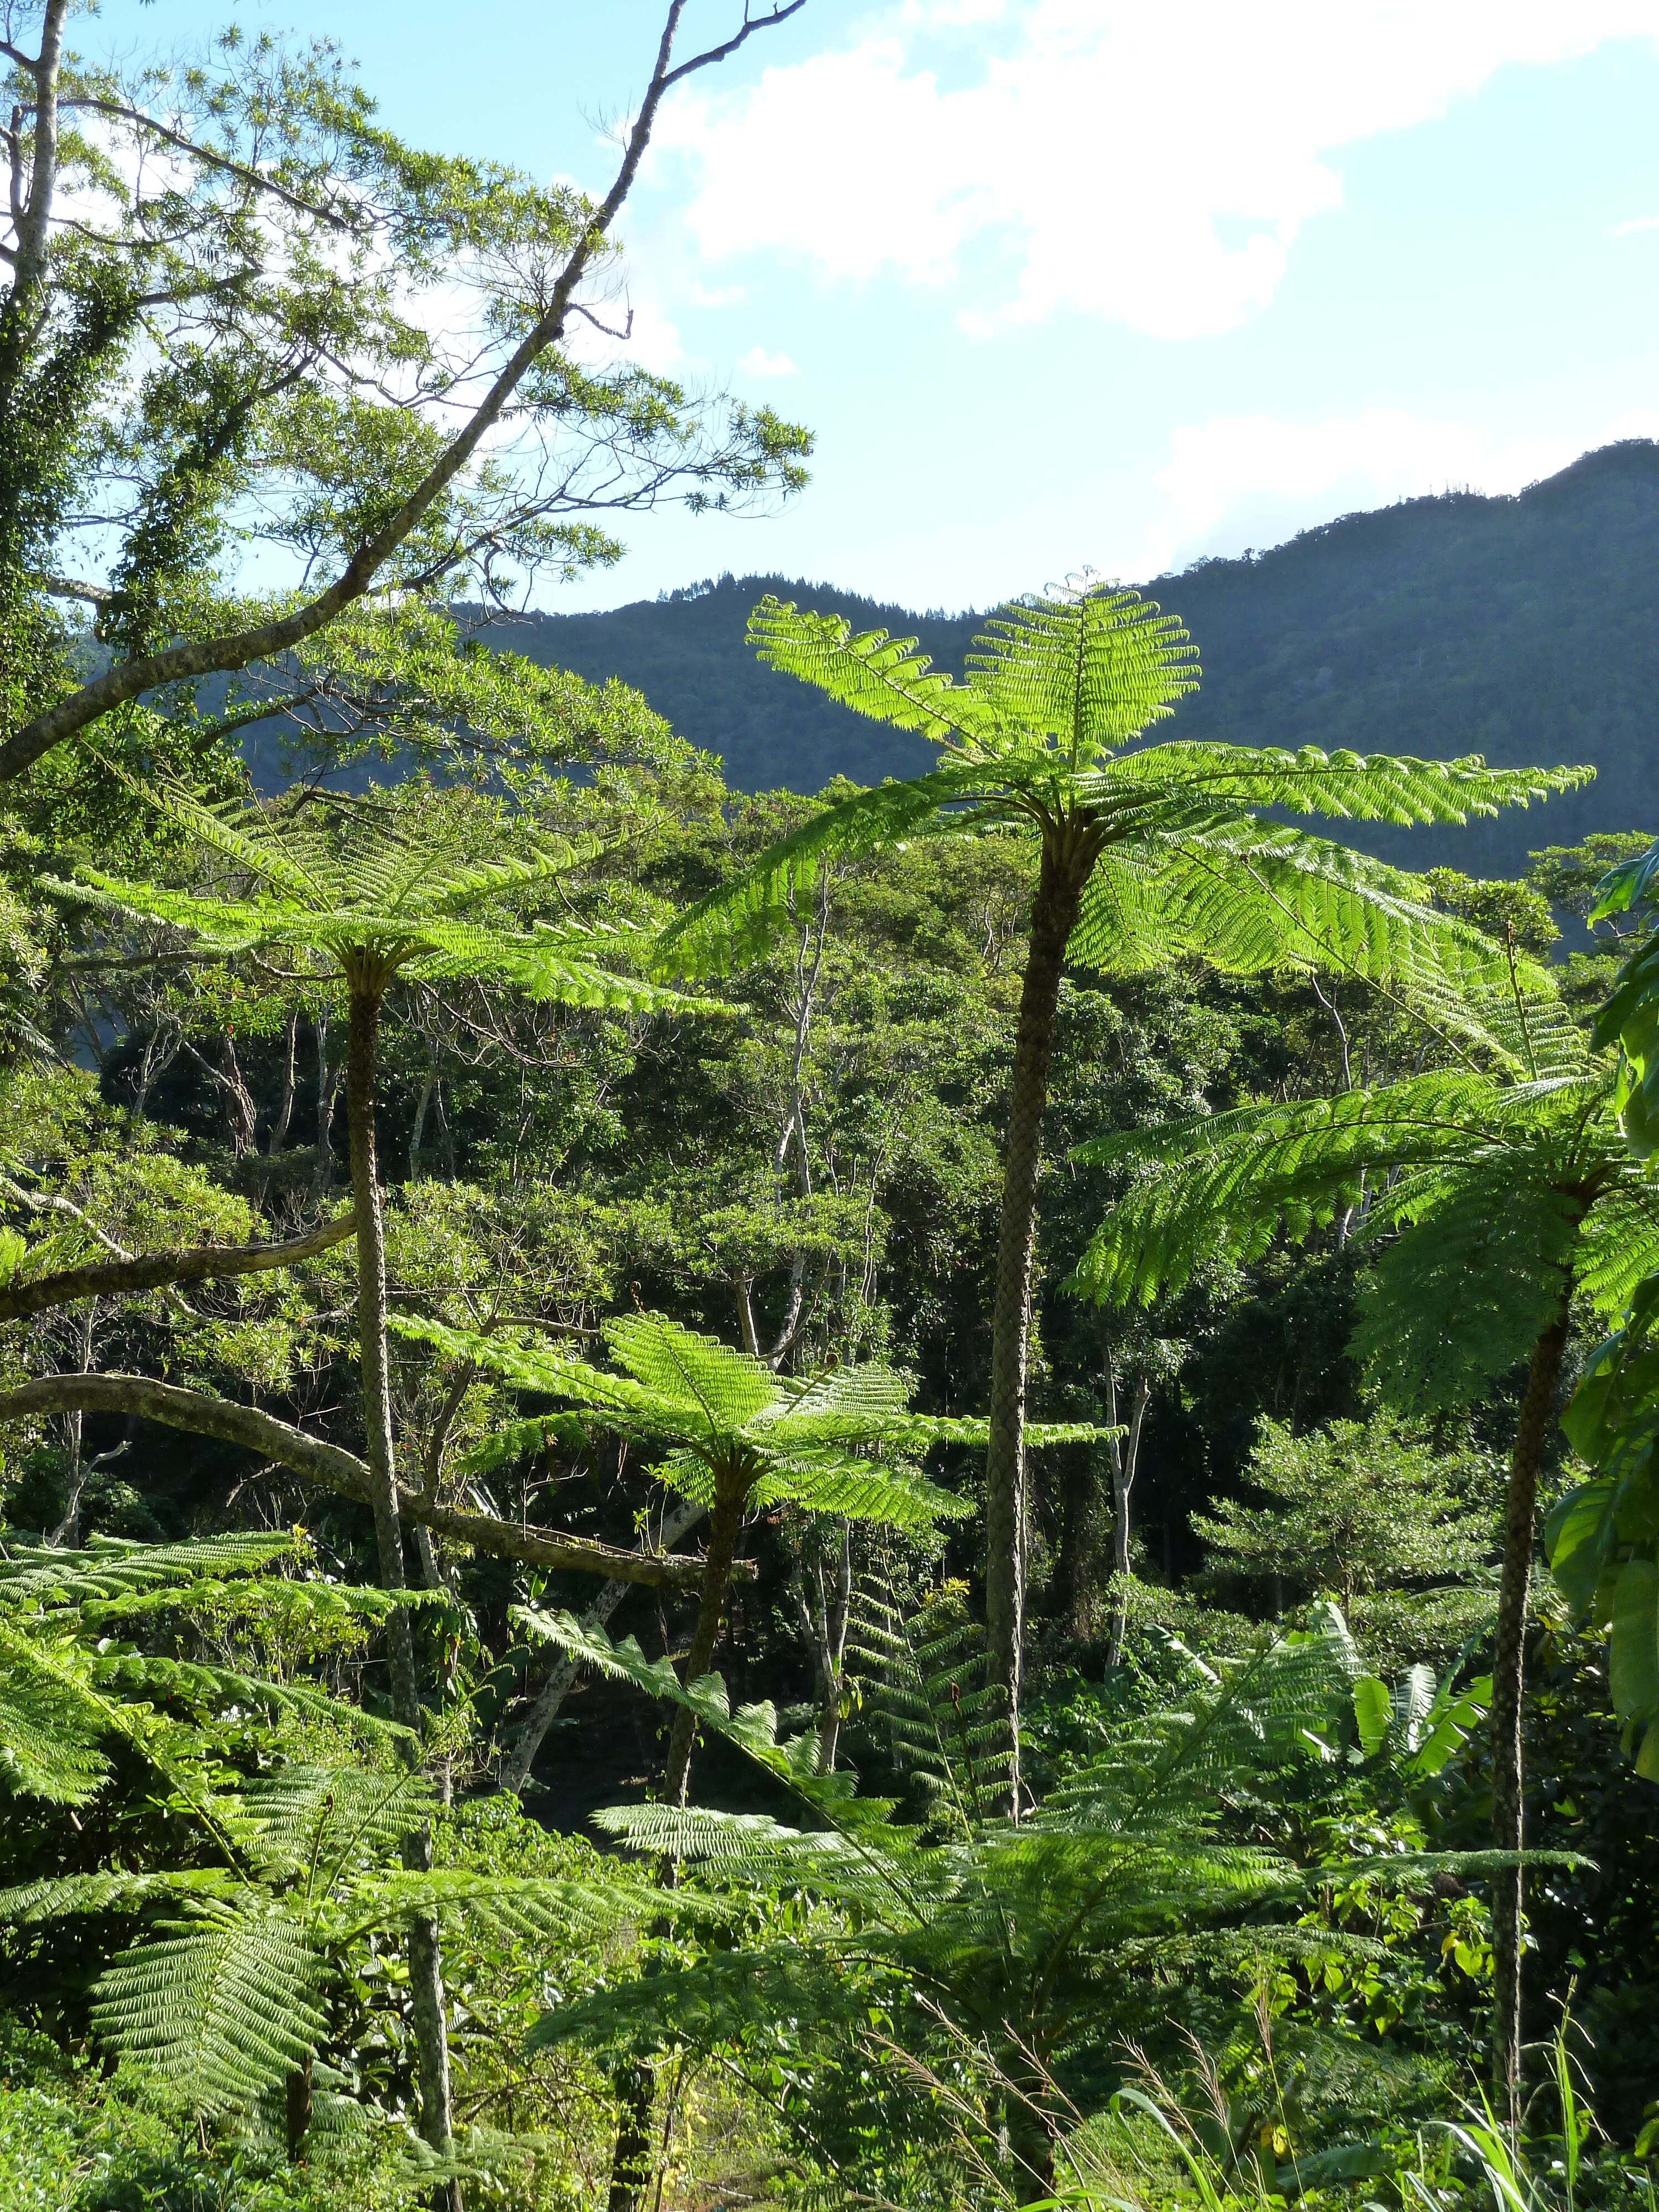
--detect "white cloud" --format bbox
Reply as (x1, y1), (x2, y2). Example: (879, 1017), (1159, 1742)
(1611, 213), (1659, 234)
(1138, 408), (1652, 575)
(655, 1), (1659, 338)
(737, 345), (797, 375)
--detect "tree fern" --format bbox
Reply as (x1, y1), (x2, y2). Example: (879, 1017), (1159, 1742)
(653, 579), (1589, 1804)
(43, 774), (723, 2167)
(0, 1538), (670, 2139)
(1073, 1006), (1656, 2119)
(92, 1898), (327, 2118)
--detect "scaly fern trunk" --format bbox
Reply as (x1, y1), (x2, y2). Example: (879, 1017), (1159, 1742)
(611, 1460), (750, 2212)
(985, 821), (1096, 1811)
(1490, 1295), (1572, 2136)
(345, 969), (461, 2204)
(662, 1456), (750, 1810)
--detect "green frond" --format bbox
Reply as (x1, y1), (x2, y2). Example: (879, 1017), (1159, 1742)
(406, 1312), (962, 1533)
(0, 1648), (108, 1804)
(748, 599), (997, 743)
(963, 586), (1199, 759)
(1573, 1174), (1659, 1316)
(1353, 1169), (1586, 1412)
(1073, 1071), (1608, 1311)
(1074, 1074), (1491, 1307)
(749, 1449), (967, 1528)
(1075, 821), (1554, 1066)
(91, 1897), (325, 2116)
(603, 1310), (781, 1430)
(0, 1531), (300, 1605)
(394, 1312), (728, 1448)
(332, 1866), (669, 1945)
(1093, 740), (1590, 827)
(242, 1764), (435, 1890)
(0, 1867), (239, 1923)
(654, 766), (993, 979)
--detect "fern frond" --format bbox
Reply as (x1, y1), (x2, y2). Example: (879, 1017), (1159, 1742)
(1073, 1072), (1605, 1308)
(963, 587), (1199, 758)
(749, 600), (998, 743)
(92, 1898), (325, 2115)
(1094, 740), (1590, 827)
(1353, 1169), (1585, 1412)
(655, 765), (999, 979)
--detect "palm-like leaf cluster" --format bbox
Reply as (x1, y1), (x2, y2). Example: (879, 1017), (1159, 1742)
(1554, 1279), (1659, 1781)
(1073, 1060), (1659, 1415)
(49, 776), (702, 1010)
(398, 1308), (1092, 1531)
(522, 1594), (1501, 2194)
(0, 1536), (665, 2126)
(656, 590), (1587, 1047)
(0, 1532), (401, 1808)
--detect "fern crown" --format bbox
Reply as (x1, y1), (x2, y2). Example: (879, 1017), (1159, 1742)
(399, 1309), (1101, 1530)
(655, 587), (1591, 1019)
(49, 775), (695, 1011)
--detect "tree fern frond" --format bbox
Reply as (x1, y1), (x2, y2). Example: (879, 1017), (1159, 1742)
(1353, 1170), (1585, 1412)
(1573, 1175), (1659, 1316)
(331, 1867), (671, 1945)
(0, 1867), (241, 1923)
(1072, 1072), (1605, 1309)
(1094, 741), (1591, 827)
(748, 600), (998, 743)
(603, 1310), (780, 1431)
(92, 1898), (325, 2116)
(242, 1764), (435, 1892)
(963, 586), (1199, 759)
(0, 1531), (299, 1605)
(655, 766), (1000, 979)
(1084, 821), (1552, 1065)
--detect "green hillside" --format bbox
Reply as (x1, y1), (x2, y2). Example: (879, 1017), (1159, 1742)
(498, 438), (1659, 877)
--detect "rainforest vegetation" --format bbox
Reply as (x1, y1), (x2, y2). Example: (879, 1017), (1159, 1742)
(4, 7), (1659, 2212)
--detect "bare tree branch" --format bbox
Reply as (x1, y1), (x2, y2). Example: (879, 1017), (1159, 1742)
(0, 1371), (734, 1588)
(0, 1211), (358, 1322)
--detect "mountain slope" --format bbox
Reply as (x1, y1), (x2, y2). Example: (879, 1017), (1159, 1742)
(490, 439), (1659, 879)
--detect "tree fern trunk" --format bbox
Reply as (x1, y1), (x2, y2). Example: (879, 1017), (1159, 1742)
(985, 827), (1092, 1811)
(1490, 1297), (1571, 2136)
(661, 1460), (748, 1808)
(345, 971), (460, 2204)
(285, 2054), (312, 2164)
(609, 1464), (749, 2212)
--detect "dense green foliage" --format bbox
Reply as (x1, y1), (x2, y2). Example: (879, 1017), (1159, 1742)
(6, 6), (1659, 2209)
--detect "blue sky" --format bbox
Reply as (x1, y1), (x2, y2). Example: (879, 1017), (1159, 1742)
(97, 1), (1659, 614)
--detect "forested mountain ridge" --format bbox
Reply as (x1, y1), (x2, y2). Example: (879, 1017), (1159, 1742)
(496, 438), (1659, 878)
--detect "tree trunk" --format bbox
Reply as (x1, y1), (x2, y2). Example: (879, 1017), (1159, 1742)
(816, 1519), (853, 1775)
(608, 2063), (657, 2212)
(315, 1006), (341, 1192)
(268, 1009), (299, 1155)
(1106, 1375), (1151, 1668)
(661, 1461), (749, 1809)
(1489, 1298), (1572, 2137)
(984, 825), (1094, 1810)
(285, 2054), (312, 2164)
(344, 971), (460, 2204)
(609, 1465), (749, 2212)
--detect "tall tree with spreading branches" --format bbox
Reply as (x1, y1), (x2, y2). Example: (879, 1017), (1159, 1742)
(0, 0), (811, 786)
